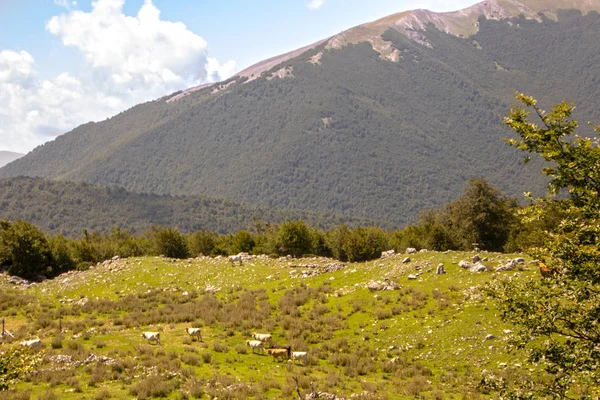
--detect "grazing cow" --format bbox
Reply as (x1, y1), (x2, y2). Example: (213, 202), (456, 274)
(186, 327), (202, 342)
(246, 340), (264, 353)
(539, 261), (560, 278)
(20, 339), (43, 350)
(252, 333), (273, 345)
(291, 351), (308, 365)
(141, 332), (161, 345)
(266, 347), (289, 361)
(228, 254), (243, 266)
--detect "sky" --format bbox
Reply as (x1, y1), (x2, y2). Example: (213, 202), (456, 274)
(0, 0), (480, 154)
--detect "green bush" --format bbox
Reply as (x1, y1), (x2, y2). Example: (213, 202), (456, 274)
(146, 226), (190, 259)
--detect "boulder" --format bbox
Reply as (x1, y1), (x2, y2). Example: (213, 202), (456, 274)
(406, 248), (417, 254)
(381, 250), (395, 259)
(469, 262), (488, 273)
(436, 263), (446, 275)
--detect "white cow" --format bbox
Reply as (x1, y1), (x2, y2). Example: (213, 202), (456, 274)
(186, 327), (202, 342)
(246, 340), (264, 353)
(291, 351), (308, 365)
(228, 254), (244, 266)
(20, 339), (43, 350)
(141, 331), (161, 345)
(252, 333), (273, 345)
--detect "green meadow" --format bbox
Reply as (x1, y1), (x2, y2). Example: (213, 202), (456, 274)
(1, 251), (534, 399)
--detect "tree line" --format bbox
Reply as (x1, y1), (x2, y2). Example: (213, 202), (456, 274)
(1, 176), (556, 280)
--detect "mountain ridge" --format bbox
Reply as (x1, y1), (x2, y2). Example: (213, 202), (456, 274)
(1, 1), (599, 227)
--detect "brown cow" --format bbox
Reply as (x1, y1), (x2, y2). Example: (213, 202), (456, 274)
(266, 347), (290, 361)
(538, 261), (560, 278)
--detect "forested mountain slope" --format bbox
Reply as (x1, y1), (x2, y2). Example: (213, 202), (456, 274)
(2, 3), (599, 226)
(0, 177), (367, 236)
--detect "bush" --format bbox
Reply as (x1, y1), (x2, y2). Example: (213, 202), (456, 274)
(0, 220), (53, 279)
(146, 226), (190, 259)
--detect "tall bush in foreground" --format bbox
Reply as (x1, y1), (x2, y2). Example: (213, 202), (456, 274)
(487, 94), (600, 398)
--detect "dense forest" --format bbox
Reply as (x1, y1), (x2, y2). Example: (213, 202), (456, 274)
(3, 11), (599, 226)
(0, 177), (369, 236)
(1, 177), (552, 279)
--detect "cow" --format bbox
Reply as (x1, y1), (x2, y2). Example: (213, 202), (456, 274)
(141, 331), (161, 345)
(291, 351), (308, 365)
(266, 347), (290, 361)
(186, 327), (202, 342)
(246, 340), (264, 353)
(252, 333), (273, 345)
(539, 261), (560, 278)
(20, 339), (43, 350)
(228, 254), (244, 266)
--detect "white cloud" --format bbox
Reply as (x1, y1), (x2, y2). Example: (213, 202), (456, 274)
(307, 0), (325, 10)
(53, 0), (77, 10)
(0, 0), (236, 153)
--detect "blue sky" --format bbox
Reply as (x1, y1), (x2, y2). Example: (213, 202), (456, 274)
(0, 0), (479, 153)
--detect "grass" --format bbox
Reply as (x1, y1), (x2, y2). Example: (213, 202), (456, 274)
(0, 251), (533, 399)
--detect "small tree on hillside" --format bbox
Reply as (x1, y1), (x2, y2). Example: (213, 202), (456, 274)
(443, 177), (518, 252)
(147, 226), (190, 259)
(277, 220), (315, 257)
(0, 220), (53, 279)
(486, 94), (600, 398)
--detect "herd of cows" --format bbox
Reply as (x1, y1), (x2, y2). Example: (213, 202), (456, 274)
(140, 329), (308, 365)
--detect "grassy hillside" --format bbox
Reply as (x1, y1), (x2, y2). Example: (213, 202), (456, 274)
(0, 251), (537, 399)
(2, 10), (599, 226)
(0, 177), (369, 236)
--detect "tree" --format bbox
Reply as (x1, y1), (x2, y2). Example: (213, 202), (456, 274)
(486, 94), (600, 398)
(230, 230), (255, 254)
(277, 220), (315, 257)
(443, 177), (518, 252)
(147, 226), (190, 259)
(0, 220), (52, 279)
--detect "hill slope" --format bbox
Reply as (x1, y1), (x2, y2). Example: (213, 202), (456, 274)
(0, 177), (367, 236)
(2, 2), (600, 226)
(0, 251), (535, 398)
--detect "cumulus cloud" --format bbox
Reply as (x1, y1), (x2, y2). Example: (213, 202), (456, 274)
(307, 0), (325, 10)
(0, 0), (236, 153)
(53, 0), (77, 9)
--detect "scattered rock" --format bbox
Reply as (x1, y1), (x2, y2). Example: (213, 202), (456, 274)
(380, 250), (395, 259)
(402, 257), (411, 263)
(406, 248), (417, 254)
(436, 263), (446, 275)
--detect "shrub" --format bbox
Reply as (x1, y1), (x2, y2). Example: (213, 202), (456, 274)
(146, 226), (190, 259)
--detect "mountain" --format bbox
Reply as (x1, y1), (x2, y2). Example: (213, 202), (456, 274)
(0, 177), (368, 236)
(2, 0), (600, 227)
(0, 151), (24, 168)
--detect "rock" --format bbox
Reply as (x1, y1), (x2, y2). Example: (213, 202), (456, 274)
(367, 281), (383, 292)
(380, 250), (395, 259)
(402, 257), (411, 263)
(436, 263), (446, 275)
(406, 248), (417, 254)
(407, 274), (418, 280)
(472, 255), (481, 263)
(469, 263), (488, 273)
(485, 334), (495, 340)
(458, 260), (472, 269)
